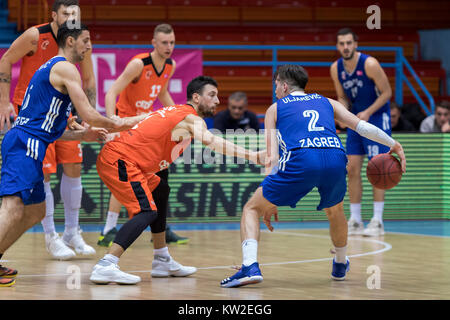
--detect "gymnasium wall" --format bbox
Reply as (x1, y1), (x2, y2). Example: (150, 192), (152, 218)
(2, 133), (445, 223)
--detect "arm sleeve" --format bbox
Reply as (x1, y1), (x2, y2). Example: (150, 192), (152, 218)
(355, 120), (395, 148)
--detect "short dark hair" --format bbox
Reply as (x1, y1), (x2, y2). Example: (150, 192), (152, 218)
(187, 76), (218, 100)
(56, 21), (89, 48)
(436, 100), (450, 111)
(336, 28), (359, 42)
(52, 0), (79, 12)
(390, 101), (400, 111)
(273, 65), (308, 90)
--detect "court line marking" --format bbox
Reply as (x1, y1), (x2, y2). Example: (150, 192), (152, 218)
(16, 230), (392, 278)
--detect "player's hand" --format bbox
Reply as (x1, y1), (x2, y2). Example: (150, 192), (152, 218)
(0, 102), (15, 132)
(250, 150), (266, 166)
(441, 121), (450, 133)
(356, 110), (371, 122)
(389, 141), (406, 173)
(263, 206), (279, 232)
(82, 126), (108, 142)
(105, 132), (121, 142)
(67, 116), (84, 130)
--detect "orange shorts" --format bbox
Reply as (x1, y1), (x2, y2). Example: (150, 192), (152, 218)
(43, 140), (83, 175)
(96, 146), (159, 218)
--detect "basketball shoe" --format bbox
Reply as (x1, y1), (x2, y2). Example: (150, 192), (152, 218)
(90, 260), (141, 285)
(363, 218), (385, 237)
(63, 227), (96, 256)
(220, 262), (263, 288)
(97, 227), (117, 247)
(347, 218), (364, 235)
(166, 226), (189, 244)
(331, 258), (350, 281)
(0, 265), (18, 278)
(45, 232), (76, 260)
(151, 255), (197, 277)
(0, 277), (15, 287)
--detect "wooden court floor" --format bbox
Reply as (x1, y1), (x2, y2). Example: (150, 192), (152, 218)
(0, 228), (449, 300)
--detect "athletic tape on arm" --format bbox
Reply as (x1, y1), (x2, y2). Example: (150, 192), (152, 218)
(355, 120), (395, 148)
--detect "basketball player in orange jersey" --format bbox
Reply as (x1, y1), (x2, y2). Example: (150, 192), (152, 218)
(0, 1), (97, 261)
(97, 23), (188, 247)
(90, 76), (264, 284)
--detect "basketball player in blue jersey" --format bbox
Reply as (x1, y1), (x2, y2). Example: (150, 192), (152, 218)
(330, 28), (393, 237)
(220, 65), (405, 288)
(0, 22), (143, 286)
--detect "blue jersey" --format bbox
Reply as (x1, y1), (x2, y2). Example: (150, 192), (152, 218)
(260, 92), (348, 211)
(337, 53), (390, 116)
(13, 56), (72, 144)
(276, 93), (344, 168)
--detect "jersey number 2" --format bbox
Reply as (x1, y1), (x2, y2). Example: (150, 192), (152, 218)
(303, 110), (324, 132)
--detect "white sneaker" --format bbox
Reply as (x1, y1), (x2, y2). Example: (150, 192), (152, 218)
(348, 218), (364, 236)
(151, 255), (197, 278)
(63, 228), (96, 256)
(45, 232), (76, 260)
(90, 261), (141, 285)
(363, 218), (385, 237)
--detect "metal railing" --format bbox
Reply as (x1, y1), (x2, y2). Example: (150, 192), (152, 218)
(0, 40), (436, 115)
(95, 44), (436, 115)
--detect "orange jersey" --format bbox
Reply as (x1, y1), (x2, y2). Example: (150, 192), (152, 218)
(104, 104), (197, 174)
(13, 23), (58, 106)
(116, 53), (173, 117)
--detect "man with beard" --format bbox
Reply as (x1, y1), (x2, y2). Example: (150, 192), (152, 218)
(97, 23), (189, 247)
(0, 22), (139, 286)
(90, 76), (264, 284)
(330, 28), (392, 237)
(0, 0), (97, 260)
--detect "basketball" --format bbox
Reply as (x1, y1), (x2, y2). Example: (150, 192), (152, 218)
(366, 153), (403, 190)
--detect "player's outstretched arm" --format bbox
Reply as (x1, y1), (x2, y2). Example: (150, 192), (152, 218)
(182, 114), (263, 165)
(105, 58), (144, 117)
(330, 98), (406, 172)
(52, 61), (121, 131)
(0, 27), (39, 130)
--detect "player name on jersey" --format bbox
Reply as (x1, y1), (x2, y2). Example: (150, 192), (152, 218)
(299, 136), (342, 149)
(281, 93), (321, 103)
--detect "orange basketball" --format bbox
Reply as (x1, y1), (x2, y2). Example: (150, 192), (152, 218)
(366, 153), (402, 190)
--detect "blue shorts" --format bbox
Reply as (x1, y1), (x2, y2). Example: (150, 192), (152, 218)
(346, 111), (392, 160)
(0, 128), (48, 205)
(261, 148), (348, 211)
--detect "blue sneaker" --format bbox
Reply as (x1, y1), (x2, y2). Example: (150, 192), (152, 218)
(220, 262), (263, 288)
(331, 258), (350, 281)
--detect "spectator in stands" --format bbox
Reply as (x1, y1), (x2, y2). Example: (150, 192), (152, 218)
(391, 102), (416, 132)
(213, 91), (260, 133)
(419, 101), (450, 133)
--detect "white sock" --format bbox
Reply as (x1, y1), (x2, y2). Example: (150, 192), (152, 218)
(350, 203), (362, 224)
(154, 246), (170, 258)
(242, 239), (258, 267)
(373, 202), (384, 222)
(42, 181), (56, 235)
(103, 211), (119, 235)
(60, 173), (82, 231)
(334, 246), (347, 264)
(102, 253), (119, 265)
